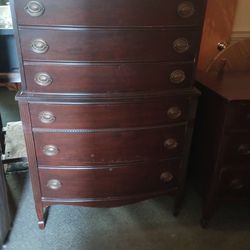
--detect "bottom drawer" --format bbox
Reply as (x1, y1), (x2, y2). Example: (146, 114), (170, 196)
(39, 159), (180, 199)
(219, 168), (250, 199)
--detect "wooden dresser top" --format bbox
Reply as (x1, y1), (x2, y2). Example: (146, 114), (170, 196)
(196, 71), (250, 101)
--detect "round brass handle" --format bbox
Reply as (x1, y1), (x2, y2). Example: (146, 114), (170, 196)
(24, 1), (45, 17)
(47, 179), (62, 190)
(170, 70), (186, 84)
(160, 171), (174, 183)
(167, 106), (182, 120)
(43, 145), (59, 156)
(177, 1), (195, 18)
(238, 144), (250, 156)
(39, 111), (56, 124)
(173, 38), (190, 53)
(217, 41), (227, 51)
(230, 179), (244, 191)
(31, 39), (49, 54)
(34, 72), (53, 86)
(164, 138), (178, 150)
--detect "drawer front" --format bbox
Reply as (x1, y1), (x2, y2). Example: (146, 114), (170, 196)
(39, 159), (180, 199)
(223, 133), (250, 165)
(19, 29), (198, 62)
(24, 62), (194, 93)
(15, 0), (205, 27)
(30, 99), (191, 129)
(34, 126), (186, 165)
(226, 102), (250, 130)
(219, 169), (250, 198)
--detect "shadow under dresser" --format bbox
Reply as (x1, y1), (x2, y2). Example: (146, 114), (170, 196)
(10, 0), (207, 229)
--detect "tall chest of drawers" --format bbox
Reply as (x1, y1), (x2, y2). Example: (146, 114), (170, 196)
(11, 0), (207, 229)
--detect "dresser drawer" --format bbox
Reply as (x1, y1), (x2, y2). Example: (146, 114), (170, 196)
(219, 168), (250, 199)
(39, 159), (180, 199)
(24, 62), (194, 93)
(15, 0), (205, 27)
(19, 28), (198, 62)
(34, 126), (186, 165)
(226, 102), (250, 130)
(223, 133), (250, 165)
(30, 99), (191, 129)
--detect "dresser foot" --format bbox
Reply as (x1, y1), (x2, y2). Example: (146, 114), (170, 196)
(36, 204), (49, 230)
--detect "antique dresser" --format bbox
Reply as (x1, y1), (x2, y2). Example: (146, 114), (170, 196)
(192, 72), (250, 227)
(11, 0), (207, 229)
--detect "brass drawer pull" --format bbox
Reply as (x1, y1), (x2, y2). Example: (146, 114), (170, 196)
(167, 106), (182, 120)
(160, 171), (174, 183)
(177, 1), (195, 18)
(24, 1), (45, 17)
(170, 70), (186, 84)
(43, 145), (59, 156)
(39, 111), (56, 124)
(164, 138), (178, 150)
(230, 179), (244, 191)
(173, 38), (190, 53)
(238, 144), (250, 156)
(31, 38), (49, 54)
(47, 179), (62, 190)
(34, 72), (53, 86)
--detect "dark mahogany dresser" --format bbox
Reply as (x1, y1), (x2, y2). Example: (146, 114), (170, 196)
(192, 72), (250, 227)
(11, 0), (207, 229)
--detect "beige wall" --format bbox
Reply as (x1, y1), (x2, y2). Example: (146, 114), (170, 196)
(233, 0), (250, 31)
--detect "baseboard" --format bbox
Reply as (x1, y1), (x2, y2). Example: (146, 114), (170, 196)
(231, 31), (250, 43)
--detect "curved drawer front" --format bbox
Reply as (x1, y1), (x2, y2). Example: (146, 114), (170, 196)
(34, 126), (186, 165)
(219, 169), (250, 198)
(24, 62), (194, 93)
(39, 159), (180, 199)
(15, 0), (205, 27)
(19, 28), (198, 62)
(223, 133), (250, 165)
(30, 99), (190, 129)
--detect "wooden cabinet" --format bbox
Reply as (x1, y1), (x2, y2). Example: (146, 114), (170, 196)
(11, 0), (207, 229)
(191, 72), (250, 227)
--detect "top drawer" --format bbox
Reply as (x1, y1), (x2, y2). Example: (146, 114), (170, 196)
(14, 0), (206, 27)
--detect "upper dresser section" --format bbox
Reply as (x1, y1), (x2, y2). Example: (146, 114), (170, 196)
(14, 0), (205, 27)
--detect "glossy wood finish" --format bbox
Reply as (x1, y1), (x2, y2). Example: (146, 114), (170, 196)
(19, 28), (198, 62)
(15, 0), (205, 27)
(34, 126), (186, 166)
(11, 0), (207, 228)
(29, 98), (191, 129)
(192, 71), (250, 227)
(39, 159), (180, 199)
(197, 0), (238, 71)
(24, 62), (195, 93)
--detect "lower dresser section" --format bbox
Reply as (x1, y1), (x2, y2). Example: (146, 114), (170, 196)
(39, 159), (180, 200)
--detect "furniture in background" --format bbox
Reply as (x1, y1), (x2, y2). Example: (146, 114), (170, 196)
(191, 71), (250, 227)
(197, 0), (238, 71)
(0, 114), (11, 247)
(11, 0), (207, 229)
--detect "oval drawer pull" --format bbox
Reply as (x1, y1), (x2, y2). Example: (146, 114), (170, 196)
(160, 171), (174, 183)
(177, 1), (195, 18)
(173, 38), (190, 53)
(230, 179), (244, 191)
(170, 70), (186, 84)
(39, 111), (56, 124)
(164, 138), (178, 150)
(43, 145), (59, 156)
(238, 144), (250, 156)
(24, 1), (45, 17)
(31, 38), (49, 54)
(47, 179), (62, 190)
(34, 72), (53, 86)
(167, 106), (182, 120)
